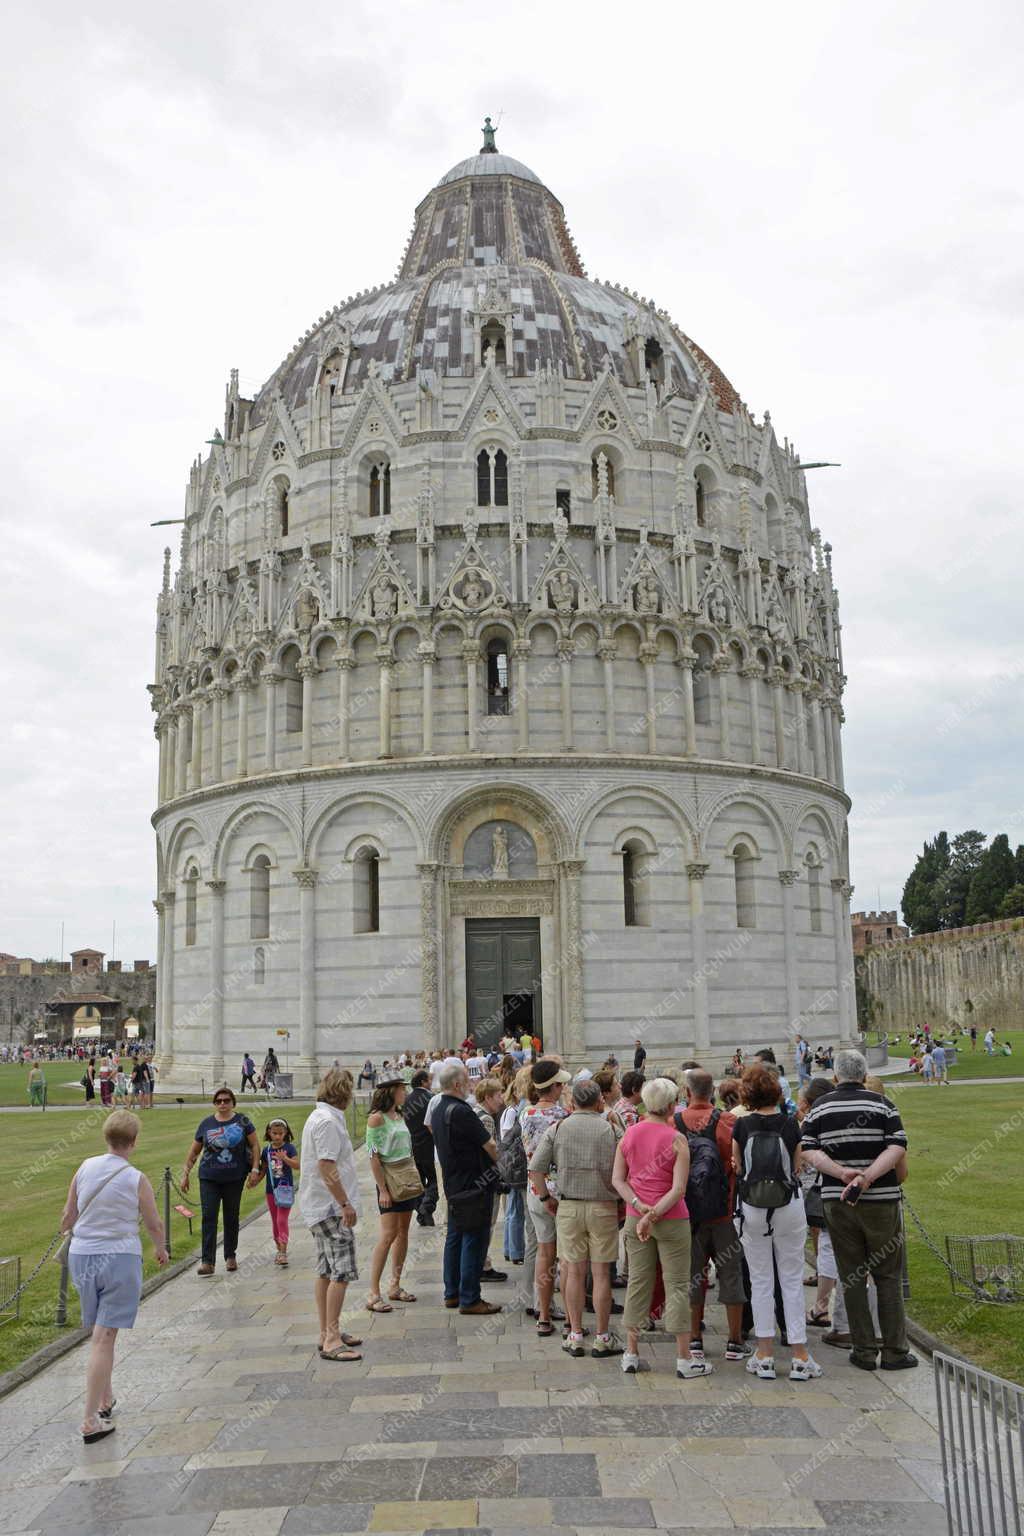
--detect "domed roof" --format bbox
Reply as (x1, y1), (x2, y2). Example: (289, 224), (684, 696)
(251, 123), (740, 422)
(437, 153), (543, 188)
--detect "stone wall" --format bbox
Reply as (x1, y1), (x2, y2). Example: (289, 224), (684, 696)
(858, 922), (1024, 1035)
(0, 969), (157, 1044)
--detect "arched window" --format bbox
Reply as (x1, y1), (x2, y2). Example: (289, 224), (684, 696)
(184, 867), (198, 946)
(267, 475), (289, 539)
(693, 651), (713, 726)
(253, 945), (266, 985)
(476, 448), (508, 507)
(644, 336), (664, 387)
(369, 462), (391, 517)
(250, 854), (271, 939)
(480, 319), (506, 368)
(592, 453), (615, 500)
(281, 649), (302, 734)
(279, 486), (289, 537)
(733, 843), (756, 929)
(486, 637), (511, 715)
(555, 487), (571, 521)
(806, 855), (823, 934)
(765, 492), (783, 552)
(353, 848), (380, 934)
(622, 840), (651, 927)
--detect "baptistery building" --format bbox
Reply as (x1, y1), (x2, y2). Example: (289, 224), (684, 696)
(151, 123), (857, 1086)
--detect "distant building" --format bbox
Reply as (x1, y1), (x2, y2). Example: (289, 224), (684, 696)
(852, 910), (908, 955)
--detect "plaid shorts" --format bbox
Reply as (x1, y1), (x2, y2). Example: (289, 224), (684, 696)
(310, 1214), (359, 1283)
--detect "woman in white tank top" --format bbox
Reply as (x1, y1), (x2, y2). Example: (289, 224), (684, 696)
(60, 1110), (169, 1444)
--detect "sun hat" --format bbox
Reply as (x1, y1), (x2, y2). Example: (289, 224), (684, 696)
(532, 1060), (570, 1088)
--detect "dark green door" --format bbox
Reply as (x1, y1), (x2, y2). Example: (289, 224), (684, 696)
(465, 917), (542, 1051)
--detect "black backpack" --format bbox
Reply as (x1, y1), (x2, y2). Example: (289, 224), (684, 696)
(496, 1114), (528, 1190)
(739, 1118), (797, 1218)
(674, 1109), (729, 1223)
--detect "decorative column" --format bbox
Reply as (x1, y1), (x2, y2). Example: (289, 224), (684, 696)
(514, 642), (531, 752)
(153, 898), (166, 1062)
(822, 694), (836, 783)
(679, 651), (697, 757)
(336, 654), (354, 760)
(791, 680), (809, 774)
(560, 860), (586, 1055)
(687, 863), (711, 1053)
(293, 867), (319, 1085)
(558, 640), (575, 751)
(210, 685), (225, 783)
(640, 642), (658, 753)
(807, 687), (823, 777)
(175, 705), (190, 796)
(419, 643), (435, 754)
(189, 692), (204, 789)
(832, 877), (856, 1043)
(158, 890), (176, 1074)
(206, 879), (226, 1082)
(742, 665), (762, 766)
(377, 652), (394, 757)
(599, 642), (617, 751)
(778, 869), (801, 1034)
(418, 862), (440, 1049)
(263, 668), (280, 772)
(298, 659), (318, 768)
(832, 704), (846, 790)
(463, 643), (480, 752)
(770, 667), (787, 768)
(235, 677), (251, 779)
(156, 721), (168, 804)
(714, 656), (732, 759)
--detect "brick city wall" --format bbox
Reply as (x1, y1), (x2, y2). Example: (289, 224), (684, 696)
(858, 920), (1024, 1034)
(0, 968), (158, 1044)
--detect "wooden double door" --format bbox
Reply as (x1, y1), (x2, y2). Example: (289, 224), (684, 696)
(464, 917), (543, 1052)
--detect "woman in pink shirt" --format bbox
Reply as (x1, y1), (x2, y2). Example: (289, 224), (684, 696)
(612, 1077), (712, 1379)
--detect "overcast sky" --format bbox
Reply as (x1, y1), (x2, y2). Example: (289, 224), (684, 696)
(2, 0), (1021, 961)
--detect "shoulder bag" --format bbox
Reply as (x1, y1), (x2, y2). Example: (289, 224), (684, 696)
(54, 1161), (135, 1266)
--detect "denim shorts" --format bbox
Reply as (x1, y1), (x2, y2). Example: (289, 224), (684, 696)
(69, 1251), (143, 1329)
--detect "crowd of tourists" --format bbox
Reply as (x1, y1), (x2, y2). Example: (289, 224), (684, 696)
(60, 1034), (919, 1442)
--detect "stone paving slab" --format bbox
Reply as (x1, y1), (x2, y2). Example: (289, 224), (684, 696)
(0, 1148), (951, 1535)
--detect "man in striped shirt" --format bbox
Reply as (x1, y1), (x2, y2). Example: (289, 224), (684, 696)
(800, 1049), (917, 1373)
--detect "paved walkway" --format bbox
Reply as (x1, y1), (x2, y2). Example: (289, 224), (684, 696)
(0, 1152), (949, 1536)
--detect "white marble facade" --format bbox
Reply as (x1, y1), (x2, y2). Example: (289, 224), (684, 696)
(151, 129), (856, 1085)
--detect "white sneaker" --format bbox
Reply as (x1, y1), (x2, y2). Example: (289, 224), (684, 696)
(746, 1354), (776, 1379)
(789, 1355), (824, 1380)
(676, 1357), (715, 1378)
(621, 1351), (640, 1374)
(688, 1339), (705, 1359)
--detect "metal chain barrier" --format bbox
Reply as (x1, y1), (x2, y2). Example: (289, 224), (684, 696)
(3, 1230), (68, 1316)
(902, 1193), (991, 1300)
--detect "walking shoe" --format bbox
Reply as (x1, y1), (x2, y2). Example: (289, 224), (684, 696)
(196, 1265), (215, 1277)
(416, 1214), (435, 1227)
(621, 1351), (640, 1374)
(688, 1339), (705, 1359)
(592, 1332), (623, 1358)
(881, 1353), (919, 1371)
(444, 1297), (460, 1308)
(562, 1332), (586, 1358)
(724, 1339), (753, 1361)
(789, 1355), (824, 1380)
(676, 1357), (715, 1378)
(562, 1322), (590, 1339)
(746, 1354), (776, 1380)
(849, 1353), (877, 1371)
(459, 1300), (501, 1315)
(481, 1268), (508, 1282)
(822, 1329), (852, 1348)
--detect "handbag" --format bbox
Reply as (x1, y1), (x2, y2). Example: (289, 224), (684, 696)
(381, 1156), (424, 1202)
(804, 1178), (826, 1229)
(271, 1180), (294, 1208)
(54, 1161), (134, 1265)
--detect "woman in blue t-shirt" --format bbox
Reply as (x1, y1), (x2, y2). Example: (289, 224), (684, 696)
(181, 1089), (260, 1275)
(249, 1118), (299, 1265)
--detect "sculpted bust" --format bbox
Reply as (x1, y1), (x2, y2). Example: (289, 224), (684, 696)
(634, 572), (660, 615)
(549, 569), (575, 615)
(371, 578), (397, 619)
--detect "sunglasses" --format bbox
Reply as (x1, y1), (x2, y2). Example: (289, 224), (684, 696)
(214, 1097), (233, 1105)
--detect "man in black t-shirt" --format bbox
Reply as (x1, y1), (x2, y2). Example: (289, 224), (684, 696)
(404, 1070), (439, 1226)
(429, 1062), (501, 1314)
(633, 1040), (647, 1071)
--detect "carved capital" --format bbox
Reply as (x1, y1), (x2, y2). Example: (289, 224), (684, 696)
(233, 674), (254, 693)
(831, 878), (853, 901)
(711, 654), (732, 675)
(778, 869), (799, 887)
(296, 658), (319, 679)
(597, 644), (617, 663)
(376, 649), (396, 669)
(153, 898), (165, 916)
(334, 654), (356, 672)
(160, 889), (176, 906)
(686, 861), (710, 881)
(638, 642), (659, 664)
(557, 640), (576, 663)
(205, 879), (227, 896)
(461, 643), (482, 664)
(417, 643), (437, 664)
(292, 866), (319, 889)
(770, 665), (787, 685)
(261, 667), (283, 684)
(740, 663), (763, 680)
(559, 859), (585, 879)
(512, 642), (532, 661)
(677, 649), (698, 671)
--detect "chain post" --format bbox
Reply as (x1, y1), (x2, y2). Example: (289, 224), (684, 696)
(55, 1249), (69, 1327)
(163, 1166), (172, 1259)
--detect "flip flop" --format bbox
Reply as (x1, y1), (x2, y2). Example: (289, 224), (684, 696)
(319, 1346), (362, 1361)
(340, 1332), (363, 1347)
(387, 1287), (417, 1303)
(365, 1297), (393, 1312)
(82, 1423), (117, 1444)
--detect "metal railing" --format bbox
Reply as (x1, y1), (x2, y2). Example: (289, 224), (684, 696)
(935, 1350), (1024, 1534)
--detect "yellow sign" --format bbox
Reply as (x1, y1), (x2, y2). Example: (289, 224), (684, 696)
(276, 1029), (290, 1037)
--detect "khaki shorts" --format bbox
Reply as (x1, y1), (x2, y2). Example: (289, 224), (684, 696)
(689, 1217), (745, 1305)
(556, 1199), (619, 1263)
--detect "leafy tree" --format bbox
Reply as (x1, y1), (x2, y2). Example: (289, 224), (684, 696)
(901, 831), (950, 933)
(936, 830), (986, 929)
(998, 884), (1024, 918)
(1016, 845), (1024, 885)
(966, 834), (1018, 924)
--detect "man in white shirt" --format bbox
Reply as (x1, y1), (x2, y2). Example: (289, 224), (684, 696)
(465, 1048), (487, 1082)
(298, 1068), (363, 1363)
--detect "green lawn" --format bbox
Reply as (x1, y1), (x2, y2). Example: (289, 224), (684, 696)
(888, 1084), (1024, 1382)
(0, 1100), (366, 1376)
(885, 1028), (1024, 1082)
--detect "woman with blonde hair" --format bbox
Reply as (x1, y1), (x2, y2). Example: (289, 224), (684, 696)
(61, 1110), (169, 1442)
(613, 1077), (711, 1378)
(498, 1065), (533, 1266)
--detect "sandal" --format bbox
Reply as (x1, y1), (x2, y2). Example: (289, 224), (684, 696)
(807, 1308), (831, 1327)
(387, 1286), (417, 1303)
(536, 1319), (554, 1336)
(365, 1297), (393, 1312)
(340, 1332), (363, 1347)
(319, 1346), (362, 1361)
(803, 1274), (819, 1286)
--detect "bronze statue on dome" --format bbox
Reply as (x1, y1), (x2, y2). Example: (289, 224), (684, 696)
(481, 116), (498, 154)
